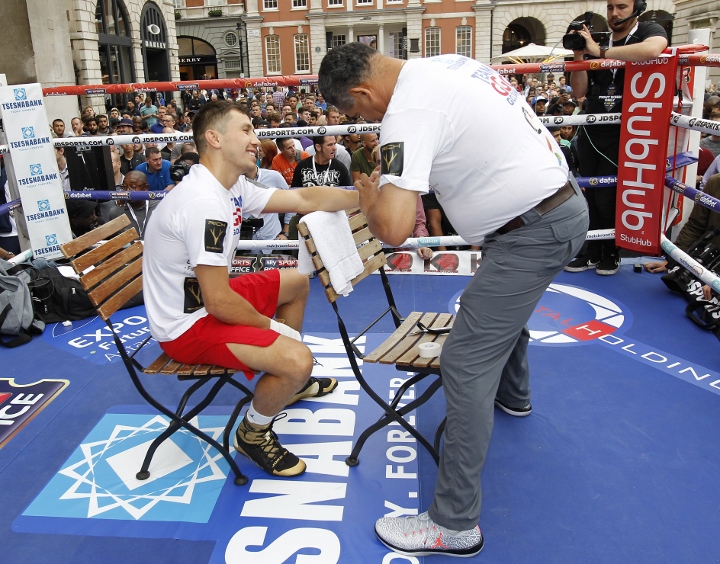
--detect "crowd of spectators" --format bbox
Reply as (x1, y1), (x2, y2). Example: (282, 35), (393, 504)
(36, 76), (720, 268)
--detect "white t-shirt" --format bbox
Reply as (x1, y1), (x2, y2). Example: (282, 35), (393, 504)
(378, 55), (569, 245)
(143, 164), (275, 341)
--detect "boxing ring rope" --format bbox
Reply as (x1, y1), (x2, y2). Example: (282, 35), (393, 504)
(6, 109), (718, 155)
(661, 234), (720, 293)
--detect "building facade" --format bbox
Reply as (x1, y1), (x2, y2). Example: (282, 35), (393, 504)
(173, 0), (712, 84)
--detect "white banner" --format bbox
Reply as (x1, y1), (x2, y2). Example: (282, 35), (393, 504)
(0, 83), (71, 259)
(383, 251), (482, 275)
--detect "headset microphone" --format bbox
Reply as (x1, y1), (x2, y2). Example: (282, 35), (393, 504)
(611, 11), (639, 26)
(610, 0), (646, 26)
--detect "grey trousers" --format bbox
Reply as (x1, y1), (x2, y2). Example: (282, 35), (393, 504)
(428, 183), (589, 531)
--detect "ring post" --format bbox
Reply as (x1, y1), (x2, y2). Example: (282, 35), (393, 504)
(616, 55), (678, 255)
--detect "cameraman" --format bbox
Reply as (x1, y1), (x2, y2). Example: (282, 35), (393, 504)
(567, 0), (667, 276)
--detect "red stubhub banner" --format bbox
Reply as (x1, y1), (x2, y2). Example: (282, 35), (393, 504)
(616, 56), (677, 255)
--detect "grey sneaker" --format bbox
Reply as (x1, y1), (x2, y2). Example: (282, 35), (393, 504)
(286, 376), (338, 406)
(564, 254), (600, 272)
(374, 512), (484, 558)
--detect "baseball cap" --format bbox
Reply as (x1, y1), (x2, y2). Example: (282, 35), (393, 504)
(563, 99), (578, 107)
(118, 118), (133, 127)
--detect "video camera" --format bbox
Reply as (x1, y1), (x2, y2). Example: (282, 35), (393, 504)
(562, 12), (609, 51)
(170, 162), (192, 183)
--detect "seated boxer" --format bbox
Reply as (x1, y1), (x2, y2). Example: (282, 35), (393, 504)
(143, 101), (359, 477)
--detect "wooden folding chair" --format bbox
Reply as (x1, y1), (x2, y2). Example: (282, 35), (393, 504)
(59, 215), (253, 486)
(298, 209), (451, 466)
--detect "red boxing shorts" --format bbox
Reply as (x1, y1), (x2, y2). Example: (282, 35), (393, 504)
(160, 269), (281, 379)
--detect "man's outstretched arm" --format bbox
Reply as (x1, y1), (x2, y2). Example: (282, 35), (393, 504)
(263, 185), (359, 216)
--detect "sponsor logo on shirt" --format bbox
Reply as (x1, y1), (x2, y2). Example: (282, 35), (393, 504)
(204, 219), (227, 253)
(183, 277), (204, 313)
(380, 142), (403, 176)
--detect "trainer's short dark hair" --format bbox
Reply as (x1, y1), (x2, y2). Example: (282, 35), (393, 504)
(318, 42), (377, 112)
(192, 100), (250, 156)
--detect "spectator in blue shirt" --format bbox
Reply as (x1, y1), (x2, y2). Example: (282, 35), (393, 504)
(140, 97), (159, 128)
(135, 147), (174, 191)
(149, 106), (168, 133)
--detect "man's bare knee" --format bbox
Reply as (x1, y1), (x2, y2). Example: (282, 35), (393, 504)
(278, 269), (310, 305)
(281, 341), (313, 385)
(268, 338), (313, 383)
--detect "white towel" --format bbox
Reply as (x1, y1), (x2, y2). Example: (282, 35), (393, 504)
(298, 211), (364, 296)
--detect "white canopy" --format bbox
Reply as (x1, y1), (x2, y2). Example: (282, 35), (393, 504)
(491, 43), (574, 63)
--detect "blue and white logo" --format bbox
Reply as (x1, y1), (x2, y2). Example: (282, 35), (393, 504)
(14, 88), (27, 101)
(45, 234), (58, 246)
(22, 413), (229, 522)
(14, 334), (422, 563)
(30, 163), (43, 176)
(37, 199), (51, 212)
(22, 126), (35, 139)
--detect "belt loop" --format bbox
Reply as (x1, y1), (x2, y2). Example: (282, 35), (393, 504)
(568, 173), (581, 196)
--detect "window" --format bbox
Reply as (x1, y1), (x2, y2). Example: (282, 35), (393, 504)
(294, 34), (310, 73)
(224, 31), (237, 47)
(292, 0), (307, 7)
(328, 0), (343, 6)
(178, 36), (218, 80)
(207, 0), (225, 5)
(173, 0), (183, 8)
(425, 27), (440, 57)
(265, 34), (281, 74)
(95, 0), (134, 87)
(331, 34), (346, 48)
(357, 0), (373, 4)
(225, 59), (242, 69)
(263, 0), (278, 9)
(392, 32), (406, 59)
(456, 26), (472, 58)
